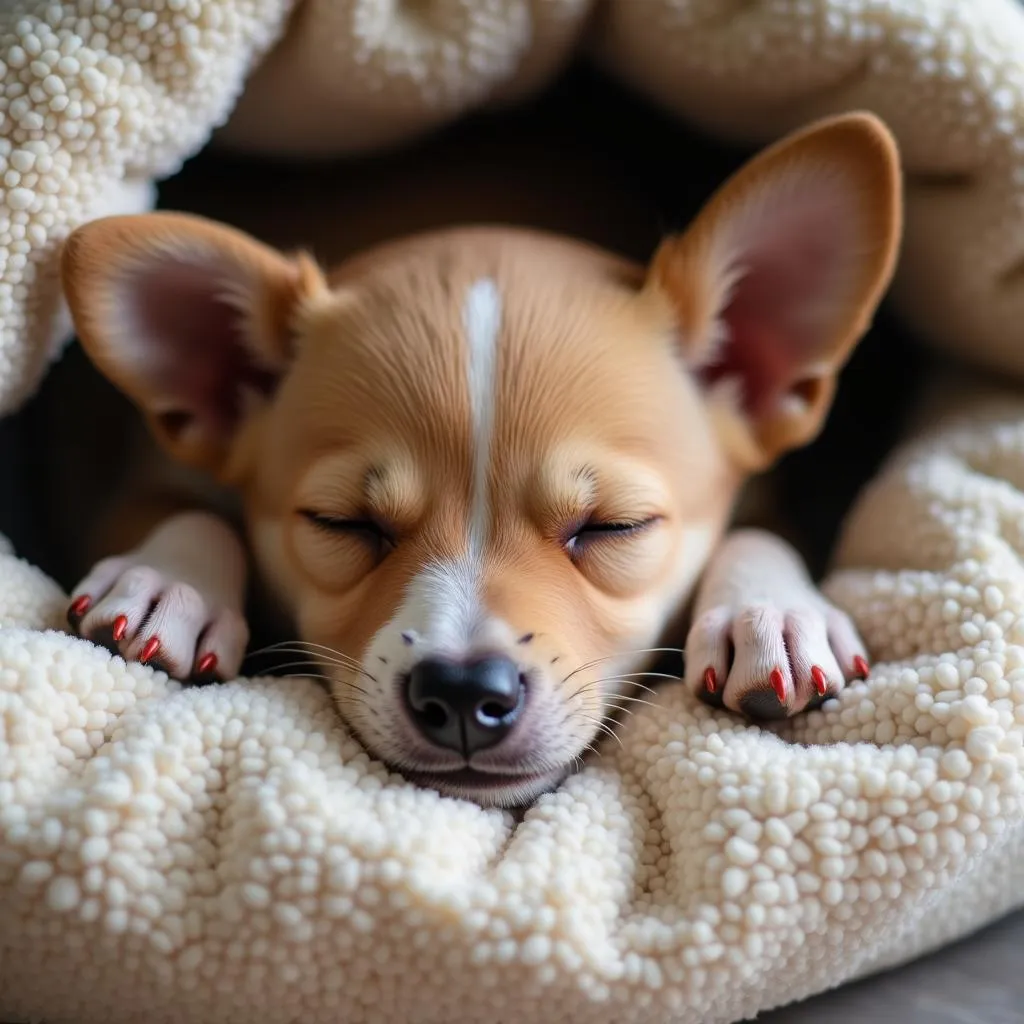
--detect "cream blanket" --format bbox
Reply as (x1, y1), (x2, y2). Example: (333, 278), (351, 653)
(2, 2), (1024, 1023)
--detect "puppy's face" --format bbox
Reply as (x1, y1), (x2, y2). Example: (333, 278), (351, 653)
(61, 114), (901, 806)
(241, 232), (737, 805)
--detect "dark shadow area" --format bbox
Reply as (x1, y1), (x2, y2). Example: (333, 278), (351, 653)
(0, 398), (36, 559)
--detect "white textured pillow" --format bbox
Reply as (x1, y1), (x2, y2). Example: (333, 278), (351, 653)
(2, 393), (1023, 1024)
(0, 0), (292, 417)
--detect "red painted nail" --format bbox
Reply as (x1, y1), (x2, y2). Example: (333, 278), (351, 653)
(139, 636), (160, 664)
(770, 667), (787, 703)
(811, 665), (828, 697)
(703, 666), (717, 694)
(69, 594), (92, 619)
(112, 615), (128, 642)
(853, 655), (870, 679)
(197, 653), (218, 676)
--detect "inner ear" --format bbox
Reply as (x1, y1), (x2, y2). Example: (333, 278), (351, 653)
(130, 260), (281, 444)
(61, 212), (327, 474)
(694, 176), (856, 419)
(649, 112), (901, 464)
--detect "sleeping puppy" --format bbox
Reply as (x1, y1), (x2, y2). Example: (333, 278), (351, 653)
(58, 113), (902, 807)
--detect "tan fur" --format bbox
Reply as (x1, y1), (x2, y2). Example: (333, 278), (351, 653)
(57, 113), (903, 806)
(223, 230), (738, 774)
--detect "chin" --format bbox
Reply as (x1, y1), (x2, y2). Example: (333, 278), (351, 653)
(399, 765), (569, 808)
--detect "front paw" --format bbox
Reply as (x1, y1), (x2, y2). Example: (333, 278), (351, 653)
(685, 599), (870, 720)
(66, 558), (248, 683)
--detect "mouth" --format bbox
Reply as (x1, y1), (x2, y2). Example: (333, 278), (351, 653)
(399, 765), (564, 807)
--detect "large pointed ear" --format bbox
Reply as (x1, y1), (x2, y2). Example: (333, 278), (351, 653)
(649, 112), (902, 471)
(60, 212), (327, 476)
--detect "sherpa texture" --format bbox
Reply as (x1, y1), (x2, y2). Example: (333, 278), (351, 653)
(7, 0), (1024, 415)
(1, 393), (1024, 1024)
(0, 0), (292, 417)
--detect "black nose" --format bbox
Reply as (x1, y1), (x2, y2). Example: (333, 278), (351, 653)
(405, 655), (525, 756)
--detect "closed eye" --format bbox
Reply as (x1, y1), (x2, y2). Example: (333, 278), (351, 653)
(299, 510), (396, 555)
(565, 516), (661, 557)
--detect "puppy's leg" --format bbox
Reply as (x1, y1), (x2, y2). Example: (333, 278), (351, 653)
(67, 508), (249, 683)
(684, 529), (870, 720)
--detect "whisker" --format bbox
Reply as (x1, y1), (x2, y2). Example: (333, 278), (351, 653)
(566, 669), (676, 704)
(250, 648), (361, 667)
(598, 696), (634, 712)
(576, 713), (622, 749)
(246, 647), (377, 683)
(629, 682), (659, 696)
(262, 658), (341, 674)
(276, 669), (372, 699)
(602, 703), (635, 718)
(250, 638), (360, 659)
(567, 678), (602, 703)
(561, 648), (684, 684)
(250, 646), (366, 669)
(603, 693), (658, 709)
(602, 696), (651, 712)
(587, 671), (679, 687)
(589, 725), (619, 746)
(584, 681), (661, 700)
(248, 643), (373, 676)
(335, 677), (372, 699)
(602, 701), (656, 720)
(276, 671), (334, 684)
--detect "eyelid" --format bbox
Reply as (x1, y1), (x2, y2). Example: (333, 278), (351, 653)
(298, 510), (395, 541)
(295, 455), (423, 532)
(299, 510), (369, 526)
(565, 514), (662, 553)
(583, 516), (661, 531)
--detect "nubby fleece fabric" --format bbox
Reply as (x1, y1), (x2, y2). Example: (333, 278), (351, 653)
(1, 391), (1023, 1024)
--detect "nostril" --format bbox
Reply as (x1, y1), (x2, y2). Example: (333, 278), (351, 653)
(476, 673), (527, 726)
(478, 701), (511, 724)
(418, 700), (449, 730)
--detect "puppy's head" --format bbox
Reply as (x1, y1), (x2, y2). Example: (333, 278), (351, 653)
(61, 113), (901, 806)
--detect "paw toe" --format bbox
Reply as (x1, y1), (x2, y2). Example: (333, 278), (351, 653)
(825, 607), (870, 681)
(126, 584), (210, 677)
(685, 606), (734, 703)
(783, 610), (847, 711)
(189, 607), (249, 683)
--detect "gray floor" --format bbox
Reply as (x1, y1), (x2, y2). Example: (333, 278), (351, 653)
(756, 911), (1024, 1023)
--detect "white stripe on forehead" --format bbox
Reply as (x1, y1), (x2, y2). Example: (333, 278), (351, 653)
(364, 279), (506, 665)
(463, 277), (502, 558)
(364, 555), (517, 671)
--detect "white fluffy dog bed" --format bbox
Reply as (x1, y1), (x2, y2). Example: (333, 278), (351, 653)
(2, 2), (1024, 1023)
(2, 393), (1024, 1023)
